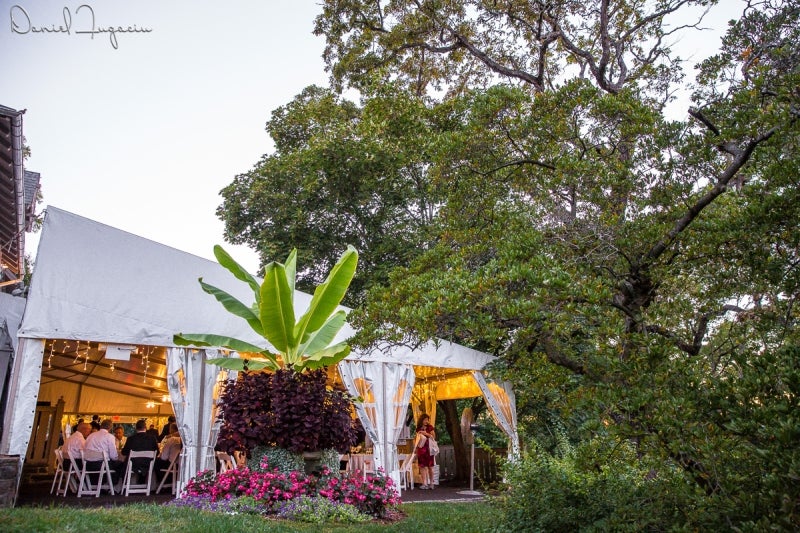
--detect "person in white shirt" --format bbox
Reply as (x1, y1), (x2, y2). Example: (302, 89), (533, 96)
(64, 422), (91, 467)
(84, 418), (125, 481)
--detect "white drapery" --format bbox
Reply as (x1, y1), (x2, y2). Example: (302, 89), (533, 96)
(166, 347), (222, 495)
(472, 371), (520, 458)
(338, 360), (415, 489)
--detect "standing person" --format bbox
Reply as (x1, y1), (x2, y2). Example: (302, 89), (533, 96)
(158, 415), (176, 443)
(415, 413), (436, 490)
(64, 422), (91, 468)
(84, 419), (125, 483)
(121, 419), (159, 481)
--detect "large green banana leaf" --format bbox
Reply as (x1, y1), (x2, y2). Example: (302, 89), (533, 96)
(198, 278), (263, 336)
(297, 343), (351, 371)
(294, 245), (358, 346)
(260, 262), (295, 357)
(172, 333), (279, 370)
(213, 245), (262, 305)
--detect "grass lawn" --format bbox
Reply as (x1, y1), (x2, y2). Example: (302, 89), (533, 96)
(0, 501), (501, 533)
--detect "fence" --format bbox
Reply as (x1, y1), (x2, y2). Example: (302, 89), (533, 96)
(436, 444), (505, 484)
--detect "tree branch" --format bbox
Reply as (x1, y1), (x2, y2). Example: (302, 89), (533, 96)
(646, 127), (778, 262)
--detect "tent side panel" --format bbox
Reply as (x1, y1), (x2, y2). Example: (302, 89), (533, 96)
(1, 338), (44, 456)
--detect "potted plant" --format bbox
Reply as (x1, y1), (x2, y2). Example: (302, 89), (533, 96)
(174, 245), (359, 471)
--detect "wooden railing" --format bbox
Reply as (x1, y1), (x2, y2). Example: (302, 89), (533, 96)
(25, 399), (64, 470)
(437, 444), (505, 483)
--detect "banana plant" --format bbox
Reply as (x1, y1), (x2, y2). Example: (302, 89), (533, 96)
(174, 244), (358, 372)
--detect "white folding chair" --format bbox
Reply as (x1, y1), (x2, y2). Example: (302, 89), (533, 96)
(50, 448), (66, 495)
(59, 451), (81, 496)
(155, 454), (180, 495)
(78, 449), (115, 497)
(398, 453), (416, 490)
(215, 451), (234, 474)
(121, 450), (156, 496)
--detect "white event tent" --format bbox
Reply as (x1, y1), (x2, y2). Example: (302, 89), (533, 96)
(0, 206), (519, 496)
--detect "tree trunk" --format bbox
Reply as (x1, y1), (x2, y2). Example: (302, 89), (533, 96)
(440, 399), (470, 482)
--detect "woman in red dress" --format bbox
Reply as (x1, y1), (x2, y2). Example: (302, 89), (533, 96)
(415, 413), (436, 489)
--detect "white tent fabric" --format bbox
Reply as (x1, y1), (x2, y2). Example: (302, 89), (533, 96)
(1, 206), (516, 496)
(0, 292), (26, 353)
(0, 293), (26, 402)
(166, 348), (221, 494)
(473, 372), (520, 458)
(1, 338), (44, 456)
(338, 360), (415, 489)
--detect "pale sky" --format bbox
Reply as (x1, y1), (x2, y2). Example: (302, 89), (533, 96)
(1, 0), (737, 277)
(2, 0), (331, 274)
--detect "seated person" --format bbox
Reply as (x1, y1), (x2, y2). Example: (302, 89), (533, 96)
(84, 419), (125, 483)
(114, 426), (127, 453)
(158, 415), (176, 443)
(121, 419), (159, 479)
(154, 423), (181, 481)
(64, 422), (91, 469)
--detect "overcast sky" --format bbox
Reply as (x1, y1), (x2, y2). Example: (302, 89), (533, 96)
(1, 0), (736, 276)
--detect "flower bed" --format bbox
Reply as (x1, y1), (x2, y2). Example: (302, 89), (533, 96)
(170, 458), (400, 523)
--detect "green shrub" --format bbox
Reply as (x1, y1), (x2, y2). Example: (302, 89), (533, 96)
(248, 445), (303, 474)
(319, 448), (341, 473)
(274, 495), (371, 524)
(494, 435), (698, 532)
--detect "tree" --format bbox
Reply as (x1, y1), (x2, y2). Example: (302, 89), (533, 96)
(316, 0), (799, 527)
(217, 85), (444, 306)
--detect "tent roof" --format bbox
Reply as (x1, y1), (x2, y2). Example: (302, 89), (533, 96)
(21, 206), (494, 372)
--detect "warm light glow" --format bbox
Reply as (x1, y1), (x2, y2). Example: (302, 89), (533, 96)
(146, 400), (155, 408)
(161, 394), (170, 403)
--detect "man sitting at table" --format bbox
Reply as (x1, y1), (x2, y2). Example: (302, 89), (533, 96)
(121, 419), (159, 482)
(64, 422), (91, 469)
(84, 419), (126, 485)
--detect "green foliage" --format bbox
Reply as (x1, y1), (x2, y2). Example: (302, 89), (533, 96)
(319, 447), (342, 474)
(175, 245), (357, 372)
(332, 0), (800, 530)
(495, 436), (703, 532)
(247, 445), (304, 475)
(275, 495), (371, 524)
(0, 501), (502, 533)
(217, 85), (444, 306)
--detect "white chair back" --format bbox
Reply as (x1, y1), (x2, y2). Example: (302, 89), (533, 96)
(215, 451), (234, 474)
(155, 454), (180, 495)
(122, 450), (157, 496)
(78, 449), (115, 497)
(50, 448), (65, 495)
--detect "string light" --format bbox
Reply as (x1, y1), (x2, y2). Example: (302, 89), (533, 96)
(47, 341), (54, 369)
(142, 346), (151, 383)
